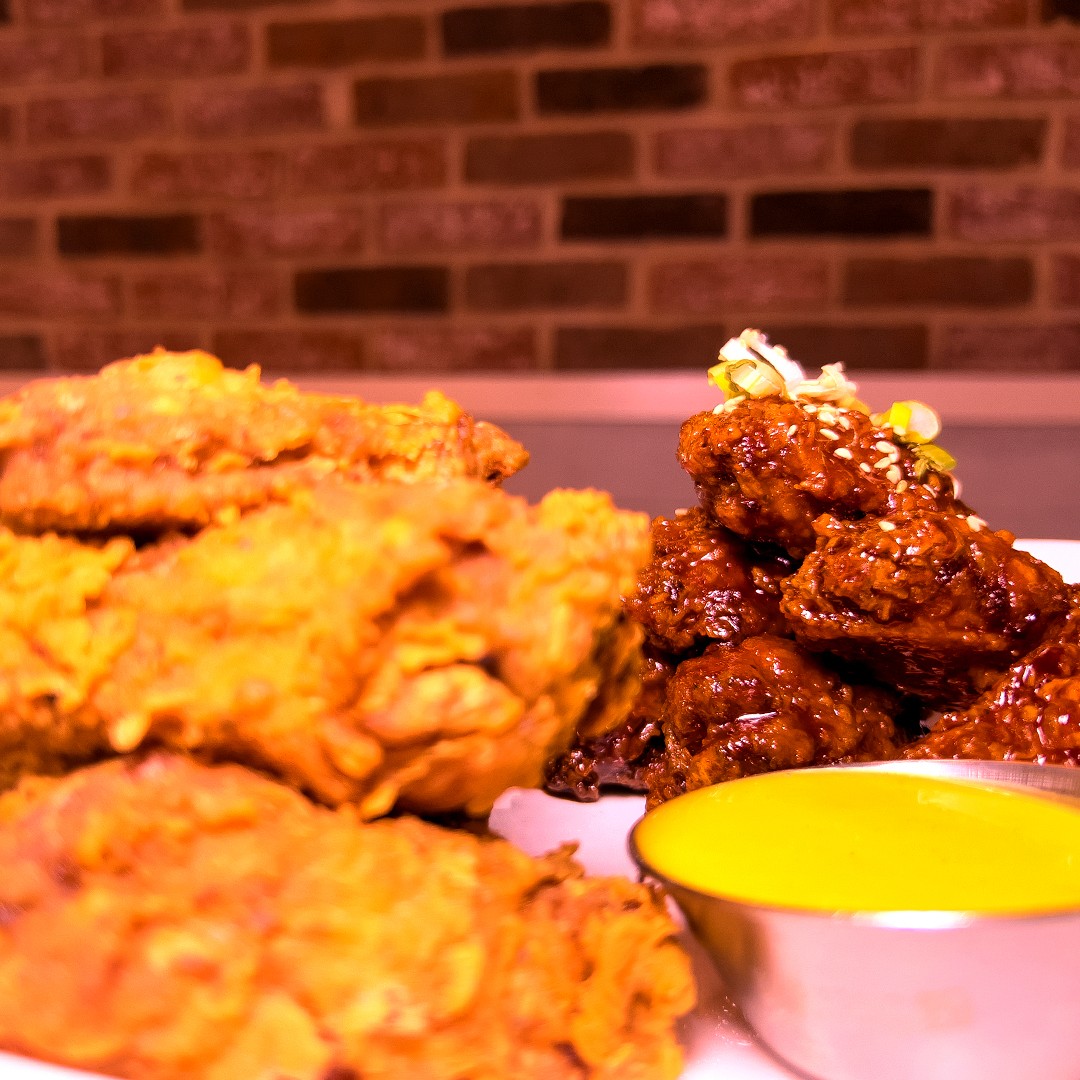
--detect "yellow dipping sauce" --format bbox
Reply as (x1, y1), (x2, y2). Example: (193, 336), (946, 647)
(633, 769), (1080, 915)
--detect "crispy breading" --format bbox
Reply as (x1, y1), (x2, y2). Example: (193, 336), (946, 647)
(0, 755), (695, 1080)
(678, 398), (960, 557)
(0, 350), (528, 536)
(780, 510), (1070, 708)
(0, 479), (649, 817)
(644, 636), (904, 808)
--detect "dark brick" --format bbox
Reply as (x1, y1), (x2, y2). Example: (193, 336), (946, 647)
(561, 194), (726, 240)
(0, 336), (46, 370)
(0, 220), (37, 257)
(58, 215), (201, 257)
(295, 266), (448, 313)
(268, 16), (426, 68)
(762, 324), (928, 369)
(213, 330), (364, 371)
(184, 0), (313, 10)
(442, 3), (609, 55)
(555, 325), (727, 369)
(751, 189), (932, 237)
(0, 0), (9, 21)
(844, 257), (1033, 306)
(465, 131), (633, 183)
(465, 260), (626, 310)
(1051, 253), (1080, 305)
(0, 107), (11, 142)
(852, 118), (1046, 169)
(1043, 0), (1080, 21)
(537, 64), (706, 112)
(354, 72), (518, 126)
(185, 83), (323, 137)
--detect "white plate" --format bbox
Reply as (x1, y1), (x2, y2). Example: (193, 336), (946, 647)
(3, 540), (1079, 1080)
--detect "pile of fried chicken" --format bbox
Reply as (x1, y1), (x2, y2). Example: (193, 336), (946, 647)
(547, 329), (1080, 807)
(0, 350), (695, 1080)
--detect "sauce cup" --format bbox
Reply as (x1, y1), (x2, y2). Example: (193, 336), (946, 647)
(629, 760), (1080, 1080)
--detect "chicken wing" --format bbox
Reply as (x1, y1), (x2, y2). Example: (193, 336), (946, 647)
(0, 350), (528, 536)
(780, 510), (1069, 708)
(0, 754), (694, 1080)
(644, 635), (903, 807)
(0, 479), (649, 818)
(678, 397), (960, 557)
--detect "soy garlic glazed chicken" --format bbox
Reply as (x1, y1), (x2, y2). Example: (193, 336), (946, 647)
(548, 329), (1078, 806)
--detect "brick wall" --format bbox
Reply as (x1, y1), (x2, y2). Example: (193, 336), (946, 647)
(2, 0), (1080, 374)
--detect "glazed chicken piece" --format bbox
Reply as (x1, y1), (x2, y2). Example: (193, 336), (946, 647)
(678, 398), (960, 557)
(780, 511), (1069, 708)
(644, 635), (903, 808)
(0, 350), (528, 536)
(0, 479), (648, 818)
(625, 507), (796, 656)
(0, 754), (695, 1080)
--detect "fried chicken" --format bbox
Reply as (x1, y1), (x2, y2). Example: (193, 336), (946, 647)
(678, 398), (960, 557)
(625, 508), (795, 656)
(644, 635), (903, 808)
(0, 478), (649, 817)
(0, 754), (695, 1080)
(0, 350), (528, 536)
(781, 510), (1070, 708)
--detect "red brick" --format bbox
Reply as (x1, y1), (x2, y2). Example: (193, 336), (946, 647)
(367, 326), (537, 371)
(207, 208), (365, 258)
(633, 0), (814, 45)
(936, 41), (1080, 99)
(732, 48), (919, 108)
(0, 33), (86, 83)
(51, 329), (203, 372)
(0, 270), (120, 317)
(377, 198), (542, 254)
(0, 108), (12, 144)
(213, 329), (363, 371)
(267, 16), (426, 68)
(24, 0), (161, 22)
(1064, 117), (1080, 167)
(288, 138), (447, 194)
(131, 151), (284, 200)
(938, 323), (1080, 370)
(130, 269), (282, 318)
(654, 123), (834, 179)
(465, 131), (633, 184)
(184, 0), (314, 10)
(0, 220), (37, 258)
(1050, 255), (1080, 306)
(648, 256), (831, 313)
(759, 324), (928, 369)
(27, 92), (170, 142)
(554, 324), (727, 369)
(184, 83), (322, 138)
(466, 260), (626, 310)
(832, 0), (1025, 33)
(852, 118), (1045, 169)
(102, 24), (251, 78)
(844, 257), (1032, 306)
(949, 186), (1080, 241)
(354, 71), (518, 126)
(0, 336), (46, 370)
(0, 155), (110, 198)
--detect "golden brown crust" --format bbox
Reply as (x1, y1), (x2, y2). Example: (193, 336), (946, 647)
(0, 350), (529, 536)
(0, 755), (694, 1080)
(0, 479), (649, 817)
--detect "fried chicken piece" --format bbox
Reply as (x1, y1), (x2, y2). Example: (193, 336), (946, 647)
(780, 510), (1069, 708)
(0, 479), (649, 817)
(905, 592), (1080, 763)
(624, 508), (796, 655)
(678, 398), (960, 557)
(544, 646), (672, 800)
(644, 636), (903, 808)
(0, 350), (528, 536)
(0, 754), (694, 1080)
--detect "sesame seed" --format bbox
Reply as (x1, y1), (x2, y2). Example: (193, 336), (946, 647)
(859, 462), (873, 474)
(895, 480), (909, 493)
(834, 447), (854, 460)
(674, 508), (689, 517)
(874, 457), (891, 470)
(787, 424), (798, 437)
(837, 415), (852, 430)
(886, 465), (902, 484)
(966, 515), (986, 533)
(804, 404), (819, 415)
(712, 403), (725, 414)
(878, 521), (896, 532)
(821, 428), (840, 441)
(874, 441), (894, 454)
